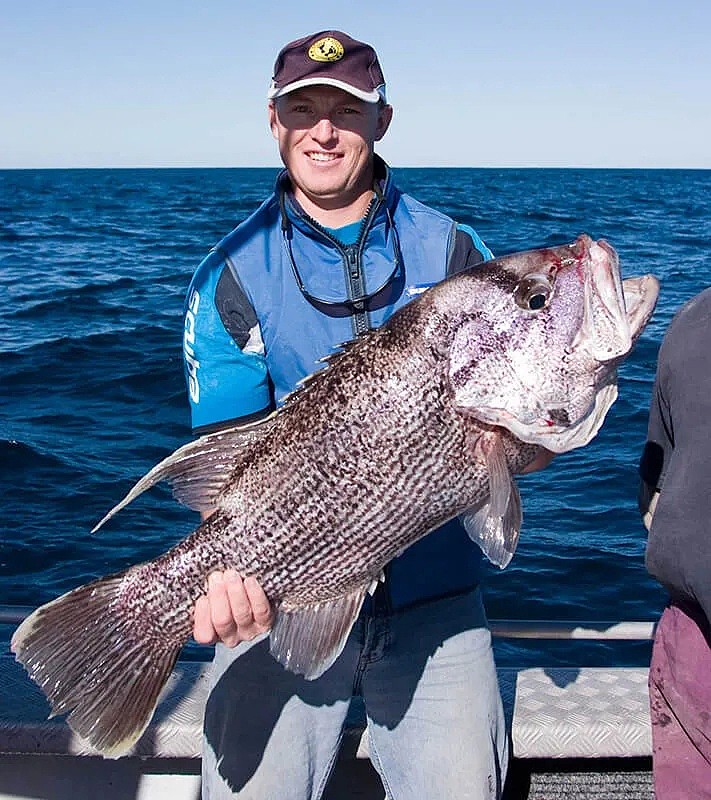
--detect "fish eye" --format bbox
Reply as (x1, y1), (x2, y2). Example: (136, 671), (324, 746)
(514, 274), (552, 312)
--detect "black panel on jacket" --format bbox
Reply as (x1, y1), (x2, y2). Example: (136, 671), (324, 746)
(215, 265), (259, 349)
(447, 228), (485, 277)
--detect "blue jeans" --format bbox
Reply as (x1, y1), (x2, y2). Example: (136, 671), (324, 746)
(202, 587), (508, 799)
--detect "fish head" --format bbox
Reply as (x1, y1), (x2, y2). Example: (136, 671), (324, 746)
(441, 234), (659, 453)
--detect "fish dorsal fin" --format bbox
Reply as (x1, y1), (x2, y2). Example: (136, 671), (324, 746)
(91, 414), (277, 532)
(280, 368), (326, 405)
(269, 583), (370, 680)
(280, 343), (356, 407)
(461, 435), (522, 569)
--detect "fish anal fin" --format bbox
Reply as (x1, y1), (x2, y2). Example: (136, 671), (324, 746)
(269, 585), (369, 680)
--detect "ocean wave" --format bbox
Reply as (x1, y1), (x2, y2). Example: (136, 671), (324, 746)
(10, 278), (139, 318)
(0, 438), (67, 471)
(525, 210), (579, 223)
(0, 225), (22, 242)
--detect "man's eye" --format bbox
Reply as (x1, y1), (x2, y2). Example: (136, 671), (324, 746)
(340, 107), (360, 115)
(292, 105), (310, 113)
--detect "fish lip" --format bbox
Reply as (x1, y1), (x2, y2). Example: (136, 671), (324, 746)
(596, 238), (618, 266)
(571, 237), (658, 363)
(622, 274), (661, 344)
(574, 237), (635, 363)
(584, 237), (659, 350)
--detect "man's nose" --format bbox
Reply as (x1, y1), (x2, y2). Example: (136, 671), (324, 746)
(310, 116), (337, 143)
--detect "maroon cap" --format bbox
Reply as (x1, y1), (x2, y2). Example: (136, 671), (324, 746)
(267, 30), (387, 104)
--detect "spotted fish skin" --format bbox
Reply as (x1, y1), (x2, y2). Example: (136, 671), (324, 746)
(119, 291), (538, 622)
(11, 235), (659, 757)
(141, 311), (529, 605)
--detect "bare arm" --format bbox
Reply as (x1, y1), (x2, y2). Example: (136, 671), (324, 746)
(639, 441), (665, 532)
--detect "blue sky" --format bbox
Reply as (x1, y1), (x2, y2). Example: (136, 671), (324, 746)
(2, 1), (709, 168)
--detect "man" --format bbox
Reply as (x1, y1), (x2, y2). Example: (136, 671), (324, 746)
(639, 287), (711, 799)
(184, 30), (546, 799)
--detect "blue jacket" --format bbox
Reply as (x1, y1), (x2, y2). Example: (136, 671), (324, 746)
(183, 157), (492, 609)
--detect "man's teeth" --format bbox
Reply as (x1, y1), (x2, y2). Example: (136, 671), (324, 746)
(308, 152), (338, 162)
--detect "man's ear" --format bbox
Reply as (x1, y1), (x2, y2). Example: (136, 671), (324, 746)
(375, 104), (393, 142)
(268, 101), (279, 140)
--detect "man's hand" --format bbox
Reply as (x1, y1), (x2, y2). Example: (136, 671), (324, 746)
(193, 570), (274, 647)
(641, 489), (660, 531)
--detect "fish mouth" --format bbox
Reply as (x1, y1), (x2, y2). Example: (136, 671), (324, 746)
(538, 241), (659, 452)
(621, 273), (660, 347)
(571, 236), (659, 363)
(575, 237), (628, 362)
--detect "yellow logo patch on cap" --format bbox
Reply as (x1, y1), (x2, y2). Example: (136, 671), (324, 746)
(308, 37), (344, 63)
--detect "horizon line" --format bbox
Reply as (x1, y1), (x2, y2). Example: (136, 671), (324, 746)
(1, 164), (710, 171)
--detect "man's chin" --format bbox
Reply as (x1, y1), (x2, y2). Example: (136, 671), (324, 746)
(294, 181), (353, 210)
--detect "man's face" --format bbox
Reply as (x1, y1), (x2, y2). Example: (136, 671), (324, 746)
(269, 86), (392, 212)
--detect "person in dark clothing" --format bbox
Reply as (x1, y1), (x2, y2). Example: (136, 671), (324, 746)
(639, 286), (711, 799)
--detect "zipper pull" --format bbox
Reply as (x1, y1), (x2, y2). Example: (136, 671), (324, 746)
(346, 246), (359, 275)
(346, 247), (365, 310)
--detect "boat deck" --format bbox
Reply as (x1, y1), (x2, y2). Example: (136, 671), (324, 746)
(0, 653), (653, 799)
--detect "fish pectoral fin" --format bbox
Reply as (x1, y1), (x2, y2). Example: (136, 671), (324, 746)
(461, 435), (522, 569)
(91, 414), (277, 532)
(269, 584), (369, 680)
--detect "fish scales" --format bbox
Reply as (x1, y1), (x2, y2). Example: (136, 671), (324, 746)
(142, 310), (491, 612)
(11, 235), (660, 757)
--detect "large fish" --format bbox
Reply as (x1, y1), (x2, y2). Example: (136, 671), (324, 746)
(12, 234), (658, 758)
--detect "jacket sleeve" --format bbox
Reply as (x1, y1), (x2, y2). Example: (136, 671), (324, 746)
(183, 249), (273, 434)
(447, 223), (494, 276)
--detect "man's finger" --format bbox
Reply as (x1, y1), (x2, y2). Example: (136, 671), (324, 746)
(224, 569), (257, 629)
(193, 594), (218, 644)
(208, 572), (240, 643)
(243, 575), (274, 628)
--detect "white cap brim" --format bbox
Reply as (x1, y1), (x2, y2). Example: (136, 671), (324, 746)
(267, 77), (386, 104)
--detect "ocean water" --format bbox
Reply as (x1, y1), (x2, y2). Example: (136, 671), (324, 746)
(1, 167), (710, 668)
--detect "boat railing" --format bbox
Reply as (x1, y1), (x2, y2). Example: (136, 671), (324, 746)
(0, 605), (657, 640)
(489, 619), (656, 640)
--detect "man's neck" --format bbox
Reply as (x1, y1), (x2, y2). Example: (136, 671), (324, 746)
(294, 187), (375, 229)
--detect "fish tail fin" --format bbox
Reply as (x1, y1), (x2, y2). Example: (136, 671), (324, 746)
(11, 573), (186, 757)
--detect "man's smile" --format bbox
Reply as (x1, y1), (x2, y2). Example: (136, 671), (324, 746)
(305, 151), (341, 162)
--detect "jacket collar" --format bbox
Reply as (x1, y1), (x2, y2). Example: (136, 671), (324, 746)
(275, 154), (395, 233)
